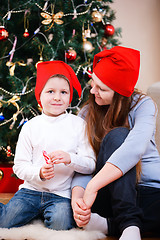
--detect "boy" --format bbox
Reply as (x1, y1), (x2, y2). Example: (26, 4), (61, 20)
(0, 61), (95, 230)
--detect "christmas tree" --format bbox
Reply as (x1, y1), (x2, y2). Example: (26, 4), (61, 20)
(0, 0), (121, 163)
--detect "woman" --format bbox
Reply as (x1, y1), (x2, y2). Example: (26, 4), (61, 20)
(71, 46), (160, 240)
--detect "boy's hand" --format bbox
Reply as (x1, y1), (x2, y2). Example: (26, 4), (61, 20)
(49, 151), (71, 165)
(40, 163), (54, 180)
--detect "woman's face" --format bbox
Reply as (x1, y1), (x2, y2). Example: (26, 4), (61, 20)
(90, 73), (115, 106)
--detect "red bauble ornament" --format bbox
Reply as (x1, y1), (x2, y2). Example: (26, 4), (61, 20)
(66, 48), (77, 61)
(23, 29), (29, 38)
(104, 24), (115, 36)
(0, 26), (9, 41)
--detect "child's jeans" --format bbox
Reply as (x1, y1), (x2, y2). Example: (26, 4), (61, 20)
(0, 188), (75, 230)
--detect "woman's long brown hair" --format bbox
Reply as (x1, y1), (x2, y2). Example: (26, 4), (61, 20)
(82, 88), (145, 180)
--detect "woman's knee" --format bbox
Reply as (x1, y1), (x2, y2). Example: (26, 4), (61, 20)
(103, 127), (129, 151)
(96, 127), (130, 171)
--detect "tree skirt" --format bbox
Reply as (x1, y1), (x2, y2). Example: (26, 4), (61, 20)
(0, 220), (106, 240)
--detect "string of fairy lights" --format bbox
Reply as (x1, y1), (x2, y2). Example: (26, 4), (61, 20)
(0, 0), (117, 157)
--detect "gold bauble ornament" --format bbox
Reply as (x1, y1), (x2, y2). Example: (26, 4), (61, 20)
(0, 169), (4, 181)
(82, 40), (94, 53)
(91, 11), (103, 22)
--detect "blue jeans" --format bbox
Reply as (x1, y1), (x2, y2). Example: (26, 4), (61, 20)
(92, 127), (143, 236)
(0, 188), (75, 229)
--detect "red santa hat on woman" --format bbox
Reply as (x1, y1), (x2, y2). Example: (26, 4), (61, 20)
(35, 61), (82, 106)
(93, 46), (140, 97)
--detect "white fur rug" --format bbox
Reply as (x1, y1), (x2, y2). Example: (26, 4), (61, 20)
(0, 220), (106, 240)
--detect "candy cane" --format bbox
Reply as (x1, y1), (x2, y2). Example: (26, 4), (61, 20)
(9, 36), (17, 62)
(43, 150), (51, 164)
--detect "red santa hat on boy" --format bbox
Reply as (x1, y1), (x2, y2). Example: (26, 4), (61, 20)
(93, 46), (140, 97)
(35, 61), (82, 106)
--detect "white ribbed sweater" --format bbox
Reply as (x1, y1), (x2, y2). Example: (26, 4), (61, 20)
(13, 112), (95, 198)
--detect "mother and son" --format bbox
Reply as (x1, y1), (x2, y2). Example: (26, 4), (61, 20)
(0, 46), (160, 240)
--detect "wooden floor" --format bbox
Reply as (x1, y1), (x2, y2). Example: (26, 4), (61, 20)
(0, 193), (159, 240)
(0, 193), (15, 204)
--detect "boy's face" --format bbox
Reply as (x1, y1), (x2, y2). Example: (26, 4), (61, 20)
(40, 76), (70, 117)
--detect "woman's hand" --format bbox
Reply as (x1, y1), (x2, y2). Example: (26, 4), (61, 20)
(71, 186), (91, 227)
(40, 163), (54, 180)
(49, 150), (71, 165)
(72, 197), (91, 227)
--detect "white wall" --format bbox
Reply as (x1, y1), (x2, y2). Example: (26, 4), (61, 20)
(112, 0), (160, 93)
